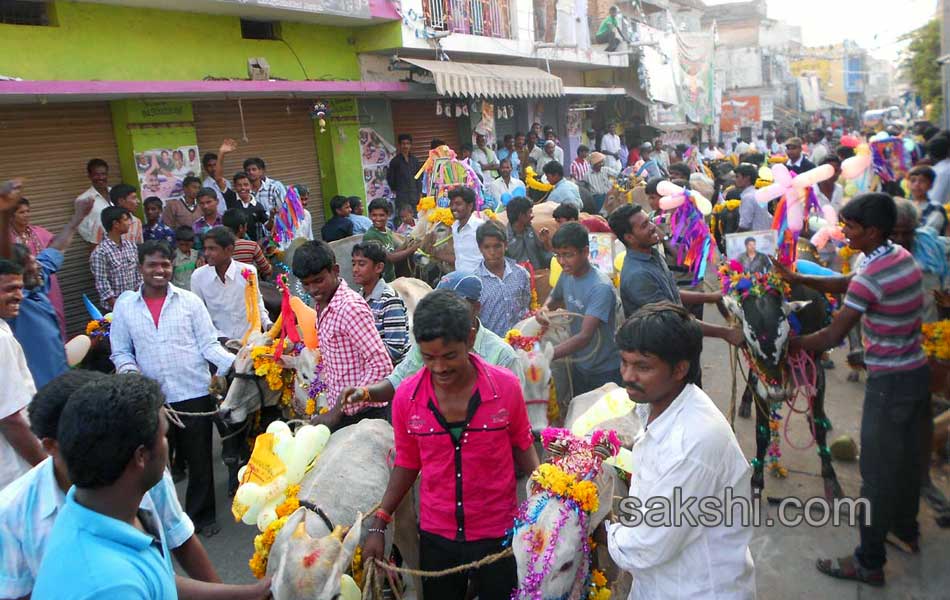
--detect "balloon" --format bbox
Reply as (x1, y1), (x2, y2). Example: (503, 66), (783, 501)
(656, 180), (683, 197)
(65, 335), (91, 366)
(549, 255), (561, 288)
(792, 164), (835, 189)
(755, 183), (785, 204)
(82, 294), (103, 320)
(821, 203), (837, 226)
(290, 296), (318, 350)
(786, 193), (804, 232)
(757, 166), (773, 182)
(795, 259), (836, 277)
(903, 138), (916, 152)
(571, 386), (635, 436)
(839, 135), (859, 148)
(840, 154), (871, 179)
(771, 163), (792, 187)
(692, 192), (712, 216)
(659, 194), (685, 210)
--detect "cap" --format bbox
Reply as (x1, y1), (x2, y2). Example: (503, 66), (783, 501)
(544, 139), (556, 147)
(589, 151), (606, 166)
(436, 271), (482, 301)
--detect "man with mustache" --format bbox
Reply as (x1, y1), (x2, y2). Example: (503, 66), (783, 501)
(607, 302), (755, 599)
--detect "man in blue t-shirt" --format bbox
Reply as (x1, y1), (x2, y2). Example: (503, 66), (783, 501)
(538, 222), (622, 395)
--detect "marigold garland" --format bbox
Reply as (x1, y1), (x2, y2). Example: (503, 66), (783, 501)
(85, 316), (112, 338)
(838, 245), (859, 276)
(589, 568), (611, 600)
(922, 320), (950, 361)
(505, 328), (542, 352)
(351, 546), (364, 589)
(249, 515), (290, 578)
(530, 463), (599, 513)
(427, 207), (455, 227)
(524, 166), (554, 193)
(417, 196), (436, 212)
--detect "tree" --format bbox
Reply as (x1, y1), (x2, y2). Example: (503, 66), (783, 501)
(899, 19), (943, 123)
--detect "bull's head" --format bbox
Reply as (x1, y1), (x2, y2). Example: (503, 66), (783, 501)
(516, 342), (554, 434)
(723, 292), (810, 402)
(219, 332), (282, 424)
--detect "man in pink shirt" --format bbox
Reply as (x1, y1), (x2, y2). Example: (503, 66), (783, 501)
(292, 240), (393, 430)
(362, 289), (539, 599)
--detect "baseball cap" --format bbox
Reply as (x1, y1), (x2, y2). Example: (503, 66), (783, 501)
(436, 271), (482, 301)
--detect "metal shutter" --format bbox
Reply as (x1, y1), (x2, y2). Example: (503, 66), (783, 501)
(0, 102), (121, 335)
(391, 100), (462, 162)
(193, 100), (324, 232)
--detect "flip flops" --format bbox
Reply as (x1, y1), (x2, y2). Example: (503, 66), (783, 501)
(816, 556), (885, 587)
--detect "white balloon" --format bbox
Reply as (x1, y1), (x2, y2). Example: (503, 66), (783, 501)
(771, 163), (792, 187)
(692, 193), (712, 216)
(656, 180), (683, 197)
(786, 192), (804, 232)
(659, 195), (685, 210)
(821, 203), (837, 225)
(755, 183), (785, 204)
(792, 164), (835, 190)
(840, 154), (871, 179)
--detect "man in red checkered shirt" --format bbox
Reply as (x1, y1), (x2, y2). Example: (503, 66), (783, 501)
(292, 240), (393, 430)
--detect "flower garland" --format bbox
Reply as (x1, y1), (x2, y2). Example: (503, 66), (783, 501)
(505, 328), (542, 352)
(524, 166), (553, 193)
(306, 361), (328, 416)
(718, 261), (791, 299)
(710, 199), (741, 237)
(519, 260), (540, 312)
(530, 464), (600, 513)
(351, 545), (364, 589)
(922, 320), (950, 360)
(251, 341), (295, 406)
(85, 316), (112, 338)
(589, 568), (611, 600)
(838, 245), (859, 276)
(427, 207), (455, 227)
(416, 196), (436, 212)
(248, 484), (302, 578)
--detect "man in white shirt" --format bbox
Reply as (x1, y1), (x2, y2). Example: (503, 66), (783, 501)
(600, 125), (623, 172)
(75, 158), (112, 244)
(202, 138), (238, 215)
(809, 128), (830, 165)
(530, 140), (564, 173)
(607, 302), (755, 599)
(0, 259), (45, 491)
(702, 142), (718, 161)
(736, 163), (771, 232)
(471, 133), (500, 180)
(489, 158), (524, 207)
(190, 227), (270, 341)
(448, 187), (485, 274)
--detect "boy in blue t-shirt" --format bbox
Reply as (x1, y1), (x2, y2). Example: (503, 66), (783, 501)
(538, 222), (622, 396)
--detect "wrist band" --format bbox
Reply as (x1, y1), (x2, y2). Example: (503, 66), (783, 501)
(374, 508), (393, 524)
(367, 527), (387, 535)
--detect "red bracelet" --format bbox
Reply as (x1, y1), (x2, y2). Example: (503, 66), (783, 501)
(375, 509), (393, 524)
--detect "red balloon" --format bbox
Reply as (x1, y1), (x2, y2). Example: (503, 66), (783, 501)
(839, 135), (860, 148)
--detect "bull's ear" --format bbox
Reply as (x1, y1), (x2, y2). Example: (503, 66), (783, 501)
(783, 300), (811, 315)
(722, 295), (742, 320)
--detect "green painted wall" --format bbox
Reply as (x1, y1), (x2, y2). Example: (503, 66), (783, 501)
(0, 1), (362, 80)
(354, 21), (403, 53)
(314, 98), (366, 218)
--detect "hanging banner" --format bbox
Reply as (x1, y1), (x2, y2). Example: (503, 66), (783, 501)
(360, 128), (395, 203)
(648, 28), (716, 128)
(135, 145), (201, 204)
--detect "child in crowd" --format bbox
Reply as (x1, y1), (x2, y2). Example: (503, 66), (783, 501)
(363, 199), (420, 282)
(475, 221), (531, 336)
(395, 203), (416, 235)
(348, 196), (374, 234)
(351, 240), (410, 365)
(320, 195), (354, 242)
(107, 184), (144, 244)
(539, 222), (622, 396)
(172, 225), (199, 290)
(907, 165), (949, 235)
(143, 196), (175, 246)
(551, 203), (612, 233)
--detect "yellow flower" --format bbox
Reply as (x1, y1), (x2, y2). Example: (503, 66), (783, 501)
(427, 207), (455, 226)
(417, 196), (436, 212)
(504, 328), (523, 344)
(591, 569), (607, 587)
(249, 553), (267, 579)
(351, 546), (364, 589)
(483, 208), (496, 221)
(85, 320), (99, 335)
(305, 399), (316, 415)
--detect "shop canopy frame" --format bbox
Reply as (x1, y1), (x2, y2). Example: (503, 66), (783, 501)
(398, 57), (564, 99)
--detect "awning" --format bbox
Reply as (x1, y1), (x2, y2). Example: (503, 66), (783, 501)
(400, 58), (563, 98)
(564, 86), (627, 96)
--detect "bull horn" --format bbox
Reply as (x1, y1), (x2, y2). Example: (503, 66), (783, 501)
(266, 315), (283, 339)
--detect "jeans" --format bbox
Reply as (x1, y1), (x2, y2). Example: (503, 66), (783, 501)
(419, 530), (516, 600)
(854, 365), (930, 570)
(173, 395), (217, 529)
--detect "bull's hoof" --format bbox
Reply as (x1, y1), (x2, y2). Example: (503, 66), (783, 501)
(738, 399), (752, 419)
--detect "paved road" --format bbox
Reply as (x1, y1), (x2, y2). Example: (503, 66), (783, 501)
(182, 308), (950, 598)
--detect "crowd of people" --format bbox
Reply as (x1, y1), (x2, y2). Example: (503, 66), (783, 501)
(0, 114), (947, 599)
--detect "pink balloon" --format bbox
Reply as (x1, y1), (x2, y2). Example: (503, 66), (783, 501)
(659, 195), (685, 210)
(755, 183), (785, 204)
(840, 154), (871, 179)
(771, 163), (792, 187)
(792, 164), (835, 190)
(821, 204), (837, 225)
(656, 180), (683, 197)
(786, 192), (804, 232)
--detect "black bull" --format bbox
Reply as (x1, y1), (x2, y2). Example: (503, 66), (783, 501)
(734, 283), (844, 501)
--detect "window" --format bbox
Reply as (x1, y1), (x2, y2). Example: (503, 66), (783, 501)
(241, 19), (281, 40)
(0, 1), (53, 26)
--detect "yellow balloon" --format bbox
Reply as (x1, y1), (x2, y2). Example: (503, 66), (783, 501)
(549, 256), (561, 288)
(613, 251), (625, 287)
(340, 575), (361, 600)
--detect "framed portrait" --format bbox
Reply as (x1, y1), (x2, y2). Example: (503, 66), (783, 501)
(725, 230), (777, 274)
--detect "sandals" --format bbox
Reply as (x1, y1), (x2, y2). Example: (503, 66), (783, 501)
(816, 556), (885, 587)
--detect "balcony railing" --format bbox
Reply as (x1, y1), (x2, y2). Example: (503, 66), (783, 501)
(423, 0), (512, 39)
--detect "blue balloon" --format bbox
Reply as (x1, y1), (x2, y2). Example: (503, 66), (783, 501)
(500, 192), (512, 206)
(795, 259), (835, 277)
(512, 184), (526, 197)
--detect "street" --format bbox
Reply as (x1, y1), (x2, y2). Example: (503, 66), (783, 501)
(183, 307), (950, 599)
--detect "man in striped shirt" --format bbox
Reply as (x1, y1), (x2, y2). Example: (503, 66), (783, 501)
(778, 193), (928, 588)
(570, 145), (591, 181)
(222, 209), (272, 280)
(351, 241), (410, 366)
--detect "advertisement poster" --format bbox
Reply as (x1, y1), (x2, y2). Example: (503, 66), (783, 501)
(360, 128), (395, 203)
(720, 96), (761, 133)
(589, 233), (615, 276)
(135, 145), (201, 203)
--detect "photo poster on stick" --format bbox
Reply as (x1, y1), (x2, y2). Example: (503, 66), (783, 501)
(134, 145), (201, 204)
(360, 127), (396, 202)
(725, 230), (777, 274)
(588, 233), (616, 276)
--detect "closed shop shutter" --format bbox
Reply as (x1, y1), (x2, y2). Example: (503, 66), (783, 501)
(0, 102), (121, 335)
(391, 100), (462, 162)
(193, 99), (324, 233)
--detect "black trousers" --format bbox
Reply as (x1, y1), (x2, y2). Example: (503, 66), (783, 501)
(595, 29), (621, 51)
(172, 395), (217, 529)
(419, 530), (516, 600)
(570, 366), (623, 397)
(854, 365), (930, 570)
